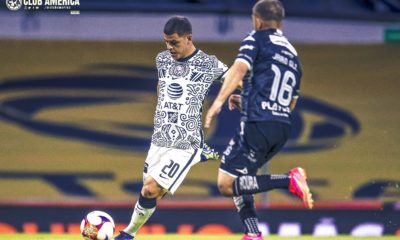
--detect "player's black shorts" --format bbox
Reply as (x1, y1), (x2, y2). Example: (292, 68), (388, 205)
(219, 121), (291, 177)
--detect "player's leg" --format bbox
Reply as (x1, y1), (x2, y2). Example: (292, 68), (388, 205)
(217, 127), (246, 197)
(218, 131), (263, 239)
(116, 146), (202, 239)
(218, 172), (262, 239)
(233, 195), (263, 240)
(236, 122), (313, 208)
(220, 121), (313, 208)
(231, 166), (313, 209)
(219, 167), (290, 198)
(218, 122), (290, 196)
(116, 176), (165, 239)
(231, 168), (313, 209)
(230, 143), (290, 197)
(115, 145), (166, 240)
(217, 169), (236, 196)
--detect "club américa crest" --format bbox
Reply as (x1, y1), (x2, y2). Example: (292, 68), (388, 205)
(5, 0), (80, 11)
(5, 0), (22, 11)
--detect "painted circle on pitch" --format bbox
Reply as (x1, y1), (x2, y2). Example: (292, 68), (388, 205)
(0, 64), (360, 154)
(167, 83), (183, 100)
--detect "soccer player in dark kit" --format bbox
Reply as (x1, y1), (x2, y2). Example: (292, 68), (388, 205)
(205, 1), (313, 239)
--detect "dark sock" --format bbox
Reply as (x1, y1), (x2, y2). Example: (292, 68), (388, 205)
(138, 194), (157, 208)
(233, 174), (290, 196)
(233, 195), (260, 235)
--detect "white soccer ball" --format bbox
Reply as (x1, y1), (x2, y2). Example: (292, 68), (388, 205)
(80, 210), (115, 240)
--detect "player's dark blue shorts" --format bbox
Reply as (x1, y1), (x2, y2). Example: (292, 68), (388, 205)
(220, 121), (291, 177)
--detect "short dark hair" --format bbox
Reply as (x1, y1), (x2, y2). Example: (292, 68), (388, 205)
(253, 0), (285, 22)
(163, 16), (192, 36)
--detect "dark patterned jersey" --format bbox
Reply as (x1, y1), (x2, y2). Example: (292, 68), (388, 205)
(152, 49), (228, 150)
(236, 29), (302, 124)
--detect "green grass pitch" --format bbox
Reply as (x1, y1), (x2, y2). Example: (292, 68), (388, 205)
(0, 235), (399, 240)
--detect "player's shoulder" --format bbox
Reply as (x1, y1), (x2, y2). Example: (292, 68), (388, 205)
(156, 50), (172, 67)
(250, 29), (285, 41)
(267, 29), (298, 56)
(193, 49), (219, 62)
(240, 30), (257, 43)
(190, 49), (226, 71)
(195, 49), (211, 58)
(156, 50), (170, 59)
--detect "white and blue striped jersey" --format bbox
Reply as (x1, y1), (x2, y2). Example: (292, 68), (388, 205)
(237, 29), (302, 124)
(151, 49), (228, 150)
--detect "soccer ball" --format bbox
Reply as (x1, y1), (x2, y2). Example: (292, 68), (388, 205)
(80, 211), (115, 240)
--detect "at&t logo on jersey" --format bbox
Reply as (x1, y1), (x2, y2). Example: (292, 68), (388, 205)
(164, 102), (183, 110)
(167, 83), (183, 100)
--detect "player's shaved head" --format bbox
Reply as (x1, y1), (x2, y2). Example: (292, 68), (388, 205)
(252, 0), (285, 22)
(163, 16), (192, 36)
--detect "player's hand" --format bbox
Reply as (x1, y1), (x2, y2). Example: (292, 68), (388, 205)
(204, 101), (223, 129)
(228, 94), (241, 111)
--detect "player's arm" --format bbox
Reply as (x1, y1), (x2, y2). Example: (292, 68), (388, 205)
(204, 60), (248, 128)
(155, 52), (163, 98)
(228, 94), (242, 111)
(290, 70), (301, 111)
(214, 58), (245, 90)
(217, 68), (243, 90)
(215, 68), (228, 83)
(213, 60), (247, 107)
(289, 97), (298, 111)
(205, 32), (257, 128)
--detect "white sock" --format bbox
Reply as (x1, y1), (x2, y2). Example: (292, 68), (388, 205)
(123, 201), (156, 236)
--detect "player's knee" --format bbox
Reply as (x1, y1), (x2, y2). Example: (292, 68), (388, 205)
(141, 186), (155, 198)
(141, 181), (162, 198)
(218, 181), (233, 197)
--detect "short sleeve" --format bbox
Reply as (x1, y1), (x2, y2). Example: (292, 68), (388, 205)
(212, 58), (229, 82)
(155, 52), (162, 69)
(235, 32), (258, 71)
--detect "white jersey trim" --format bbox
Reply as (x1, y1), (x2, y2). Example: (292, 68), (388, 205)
(235, 58), (252, 71)
(219, 168), (239, 178)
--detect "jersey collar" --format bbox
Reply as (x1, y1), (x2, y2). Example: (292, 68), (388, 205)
(176, 49), (199, 62)
(258, 28), (283, 36)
